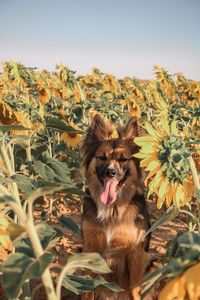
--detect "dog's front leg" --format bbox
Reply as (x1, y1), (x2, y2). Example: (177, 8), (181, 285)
(81, 291), (95, 300)
(128, 247), (150, 300)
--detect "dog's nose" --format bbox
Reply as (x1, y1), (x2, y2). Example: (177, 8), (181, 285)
(104, 167), (117, 178)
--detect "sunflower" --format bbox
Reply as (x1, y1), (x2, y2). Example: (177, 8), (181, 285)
(159, 262), (200, 300)
(134, 120), (195, 208)
(60, 121), (81, 148)
(0, 102), (32, 136)
(120, 96), (141, 118)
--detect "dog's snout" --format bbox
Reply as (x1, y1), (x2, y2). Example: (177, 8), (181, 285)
(104, 167), (117, 178)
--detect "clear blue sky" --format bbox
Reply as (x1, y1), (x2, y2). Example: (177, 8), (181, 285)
(1, 0), (200, 80)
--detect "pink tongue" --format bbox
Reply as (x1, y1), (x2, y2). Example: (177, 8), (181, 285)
(100, 180), (118, 205)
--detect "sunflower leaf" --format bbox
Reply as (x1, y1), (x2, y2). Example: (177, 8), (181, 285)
(2, 252), (54, 298)
(0, 125), (31, 133)
(61, 275), (123, 295)
(142, 206), (179, 238)
(45, 117), (83, 133)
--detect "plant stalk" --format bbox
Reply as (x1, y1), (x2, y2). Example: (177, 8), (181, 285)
(25, 219), (57, 300)
(188, 156), (200, 230)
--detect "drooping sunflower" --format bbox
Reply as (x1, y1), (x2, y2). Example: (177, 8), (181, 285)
(120, 95), (141, 118)
(60, 121), (81, 148)
(134, 120), (195, 208)
(0, 101), (32, 136)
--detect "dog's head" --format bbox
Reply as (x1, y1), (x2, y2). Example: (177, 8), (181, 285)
(81, 114), (145, 206)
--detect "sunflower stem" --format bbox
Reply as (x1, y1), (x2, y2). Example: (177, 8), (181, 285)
(25, 218), (57, 300)
(1, 189), (57, 300)
(25, 136), (33, 177)
(179, 209), (200, 229)
(188, 156), (200, 230)
(0, 142), (21, 206)
(0, 138), (57, 300)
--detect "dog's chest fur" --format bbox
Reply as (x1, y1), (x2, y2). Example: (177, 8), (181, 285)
(82, 191), (149, 254)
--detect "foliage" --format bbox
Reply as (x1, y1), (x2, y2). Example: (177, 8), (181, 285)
(0, 61), (199, 299)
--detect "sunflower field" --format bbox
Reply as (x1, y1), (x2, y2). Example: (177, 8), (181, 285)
(0, 61), (199, 300)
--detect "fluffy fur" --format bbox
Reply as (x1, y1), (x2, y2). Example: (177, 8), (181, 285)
(81, 115), (151, 300)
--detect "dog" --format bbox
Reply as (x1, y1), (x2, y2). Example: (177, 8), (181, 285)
(81, 114), (151, 300)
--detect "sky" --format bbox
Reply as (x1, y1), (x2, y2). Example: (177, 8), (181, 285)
(0, 0), (200, 80)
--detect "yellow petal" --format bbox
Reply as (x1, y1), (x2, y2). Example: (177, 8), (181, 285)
(145, 165), (161, 186)
(158, 177), (169, 199)
(172, 182), (179, 208)
(184, 176), (194, 199)
(134, 136), (158, 145)
(139, 145), (156, 154)
(165, 184), (173, 207)
(175, 184), (186, 208)
(146, 160), (160, 172)
(159, 276), (186, 300)
(158, 98), (168, 111)
(162, 119), (170, 135)
(171, 121), (179, 136)
(148, 171), (163, 196)
(184, 262), (200, 300)
(133, 152), (148, 159)
(145, 122), (158, 137)
(140, 154), (158, 168)
(157, 195), (165, 209)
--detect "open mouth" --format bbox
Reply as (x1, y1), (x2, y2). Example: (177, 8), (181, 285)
(99, 171), (127, 206)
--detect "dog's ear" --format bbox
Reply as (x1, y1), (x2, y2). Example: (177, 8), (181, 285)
(87, 114), (113, 142)
(81, 114), (113, 171)
(117, 117), (145, 140)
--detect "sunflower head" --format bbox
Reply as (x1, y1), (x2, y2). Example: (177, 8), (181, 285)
(60, 121), (81, 148)
(134, 120), (194, 208)
(158, 135), (190, 184)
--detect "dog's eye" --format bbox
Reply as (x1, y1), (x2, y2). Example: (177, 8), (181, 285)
(98, 155), (107, 161)
(119, 157), (128, 162)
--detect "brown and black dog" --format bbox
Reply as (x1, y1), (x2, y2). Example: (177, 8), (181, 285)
(81, 114), (151, 300)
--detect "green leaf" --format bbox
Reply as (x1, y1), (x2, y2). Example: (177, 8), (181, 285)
(2, 252), (54, 298)
(177, 232), (200, 252)
(33, 160), (59, 182)
(33, 160), (71, 184)
(26, 184), (85, 204)
(142, 268), (165, 298)
(143, 206), (179, 238)
(47, 158), (71, 183)
(35, 223), (62, 250)
(64, 187), (85, 196)
(0, 195), (16, 203)
(59, 216), (81, 235)
(11, 174), (36, 194)
(45, 117), (83, 133)
(14, 239), (33, 257)
(65, 253), (111, 275)
(14, 223), (62, 256)
(29, 182), (67, 194)
(62, 275), (123, 295)
(0, 125), (31, 133)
